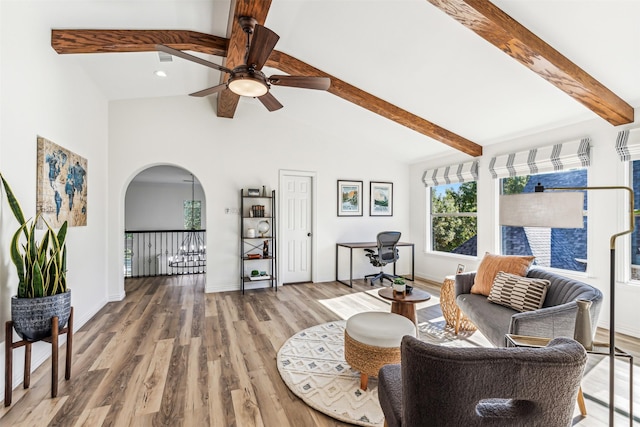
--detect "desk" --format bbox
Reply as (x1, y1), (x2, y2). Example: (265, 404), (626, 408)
(335, 241), (414, 287)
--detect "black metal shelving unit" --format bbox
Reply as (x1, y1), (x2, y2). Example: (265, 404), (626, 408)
(240, 189), (277, 294)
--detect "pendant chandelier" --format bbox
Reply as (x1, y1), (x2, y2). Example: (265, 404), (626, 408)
(168, 174), (206, 270)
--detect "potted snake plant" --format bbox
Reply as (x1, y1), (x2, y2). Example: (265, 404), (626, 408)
(1, 173), (71, 341)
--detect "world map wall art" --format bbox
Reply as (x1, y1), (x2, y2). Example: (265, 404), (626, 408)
(36, 136), (87, 228)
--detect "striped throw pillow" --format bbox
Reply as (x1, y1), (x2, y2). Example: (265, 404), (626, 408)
(488, 271), (550, 312)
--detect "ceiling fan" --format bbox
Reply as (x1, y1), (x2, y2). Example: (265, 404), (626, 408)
(156, 16), (330, 112)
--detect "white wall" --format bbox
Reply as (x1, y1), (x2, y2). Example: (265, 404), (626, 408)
(125, 180), (207, 230)
(409, 112), (640, 338)
(107, 96), (411, 297)
(0, 3), (109, 399)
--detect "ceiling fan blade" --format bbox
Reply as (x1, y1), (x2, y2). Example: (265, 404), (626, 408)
(258, 92), (283, 112)
(189, 83), (228, 97)
(246, 25), (280, 70)
(155, 44), (232, 74)
(268, 75), (330, 91)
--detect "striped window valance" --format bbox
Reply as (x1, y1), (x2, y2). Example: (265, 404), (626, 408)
(615, 128), (640, 161)
(422, 160), (478, 187)
(489, 137), (590, 179)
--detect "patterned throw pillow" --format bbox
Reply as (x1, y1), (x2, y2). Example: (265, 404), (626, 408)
(488, 271), (550, 312)
(470, 253), (535, 296)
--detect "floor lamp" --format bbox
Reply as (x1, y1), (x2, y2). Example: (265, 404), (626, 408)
(500, 184), (634, 426)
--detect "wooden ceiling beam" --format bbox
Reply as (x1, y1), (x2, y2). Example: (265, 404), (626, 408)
(51, 29), (227, 56)
(50, 28), (483, 155)
(426, 0), (634, 126)
(267, 51), (483, 157)
(217, 0), (272, 118)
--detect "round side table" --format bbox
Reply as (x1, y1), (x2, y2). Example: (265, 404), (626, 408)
(440, 275), (476, 332)
(377, 287), (431, 325)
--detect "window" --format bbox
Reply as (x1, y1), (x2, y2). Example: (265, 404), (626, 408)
(500, 169), (587, 272)
(423, 160), (478, 256)
(615, 128), (640, 280)
(630, 160), (640, 280)
(184, 200), (202, 229)
(491, 137), (590, 272)
(430, 181), (477, 256)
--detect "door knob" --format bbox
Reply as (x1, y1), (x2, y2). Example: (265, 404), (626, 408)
(307, 233), (312, 237)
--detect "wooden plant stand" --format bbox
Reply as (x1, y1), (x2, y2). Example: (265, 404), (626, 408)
(4, 307), (73, 407)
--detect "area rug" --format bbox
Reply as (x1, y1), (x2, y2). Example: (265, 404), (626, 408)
(276, 319), (478, 426)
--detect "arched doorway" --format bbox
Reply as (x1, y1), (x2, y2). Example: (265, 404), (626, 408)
(124, 165), (206, 277)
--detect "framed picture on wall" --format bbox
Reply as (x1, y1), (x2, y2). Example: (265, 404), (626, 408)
(337, 180), (363, 216)
(370, 181), (393, 216)
(36, 136), (88, 228)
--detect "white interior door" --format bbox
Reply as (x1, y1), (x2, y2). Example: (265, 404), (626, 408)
(281, 174), (313, 284)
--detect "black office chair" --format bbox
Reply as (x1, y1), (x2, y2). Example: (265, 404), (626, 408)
(365, 231), (401, 286)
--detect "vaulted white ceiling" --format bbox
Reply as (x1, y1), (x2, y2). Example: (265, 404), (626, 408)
(43, 1), (640, 162)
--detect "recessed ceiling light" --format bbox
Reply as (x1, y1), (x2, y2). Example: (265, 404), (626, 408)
(154, 70), (167, 78)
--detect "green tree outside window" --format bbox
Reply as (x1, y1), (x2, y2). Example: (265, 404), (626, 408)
(501, 176), (529, 195)
(431, 181), (477, 254)
(184, 200), (202, 230)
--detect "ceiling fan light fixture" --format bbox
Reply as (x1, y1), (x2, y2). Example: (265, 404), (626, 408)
(228, 75), (268, 97)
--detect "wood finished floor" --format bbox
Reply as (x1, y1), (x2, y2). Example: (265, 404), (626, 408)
(1, 275), (638, 426)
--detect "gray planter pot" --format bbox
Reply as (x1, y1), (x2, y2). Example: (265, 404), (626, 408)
(11, 290), (72, 342)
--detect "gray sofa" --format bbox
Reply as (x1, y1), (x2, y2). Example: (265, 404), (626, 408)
(455, 268), (603, 347)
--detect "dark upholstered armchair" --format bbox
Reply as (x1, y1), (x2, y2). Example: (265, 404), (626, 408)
(378, 335), (586, 427)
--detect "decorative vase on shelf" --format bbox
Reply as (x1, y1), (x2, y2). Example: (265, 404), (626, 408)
(573, 299), (593, 350)
(262, 185), (267, 197)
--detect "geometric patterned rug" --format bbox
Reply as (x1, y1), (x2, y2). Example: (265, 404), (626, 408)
(276, 319), (479, 426)
(277, 317), (637, 426)
(277, 321), (382, 426)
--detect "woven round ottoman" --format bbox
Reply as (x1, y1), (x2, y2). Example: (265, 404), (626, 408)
(344, 311), (416, 390)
